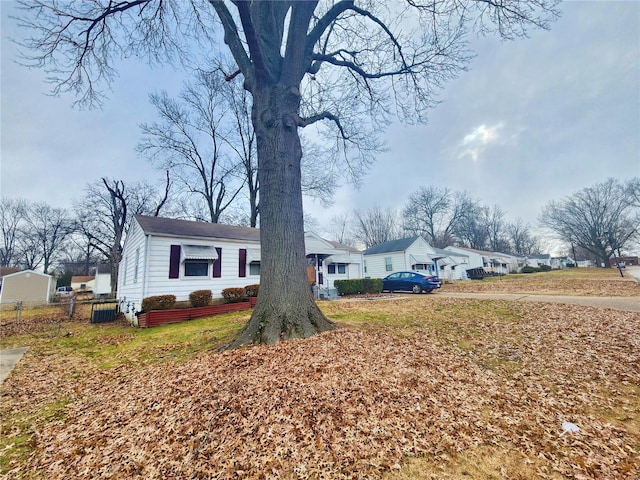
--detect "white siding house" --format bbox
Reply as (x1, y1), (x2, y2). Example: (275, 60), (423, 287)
(304, 232), (363, 297)
(432, 247), (469, 281)
(526, 254), (552, 268)
(443, 246), (522, 277)
(118, 215), (262, 317)
(117, 216), (364, 318)
(362, 236), (440, 279)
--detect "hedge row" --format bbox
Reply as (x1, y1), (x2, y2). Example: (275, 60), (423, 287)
(142, 284), (260, 311)
(522, 265), (552, 274)
(334, 278), (383, 296)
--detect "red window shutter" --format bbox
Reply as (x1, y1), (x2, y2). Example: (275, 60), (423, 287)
(239, 248), (247, 277)
(169, 245), (181, 279)
(213, 247), (222, 278)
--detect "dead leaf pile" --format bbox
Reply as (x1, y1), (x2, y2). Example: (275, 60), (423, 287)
(3, 301), (637, 480)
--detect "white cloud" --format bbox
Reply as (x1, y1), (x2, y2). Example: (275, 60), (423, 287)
(459, 122), (505, 161)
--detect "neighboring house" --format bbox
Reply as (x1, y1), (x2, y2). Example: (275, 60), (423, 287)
(609, 256), (639, 267)
(575, 258), (595, 268)
(71, 275), (95, 293)
(0, 269), (56, 305)
(432, 247), (469, 281)
(551, 256), (572, 269)
(525, 254), (552, 268)
(117, 215), (364, 318)
(362, 236), (440, 279)
(443, 246), (517, 276)
(304, 232), (363, 297)
(92, 264), (112, 297)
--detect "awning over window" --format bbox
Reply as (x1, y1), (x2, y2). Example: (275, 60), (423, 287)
(247, 248), (261, 262)
(182, 244), (218, 261)
(325, 254), (353, 264)
(410, 254), (434, 265)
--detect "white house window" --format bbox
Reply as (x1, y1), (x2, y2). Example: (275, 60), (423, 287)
(184, 260), (209, 277)
(364, 260), (367, 274)
(249, 262), (261, 276)
(385, 257), (393, 272)
(134, 247), (140, 283)
(328, 263), (346, 274)
(412, 263), (429, 271)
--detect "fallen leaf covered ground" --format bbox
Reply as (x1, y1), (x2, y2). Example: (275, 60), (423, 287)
(1, 270), (639, 479)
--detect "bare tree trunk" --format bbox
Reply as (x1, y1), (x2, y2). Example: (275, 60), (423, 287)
(231, 85), (334, 346)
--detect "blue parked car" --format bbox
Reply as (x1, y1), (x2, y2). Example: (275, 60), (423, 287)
(382, 271), (442, 294)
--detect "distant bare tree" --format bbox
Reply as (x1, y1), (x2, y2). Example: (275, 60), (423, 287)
(402, 187), (479, 248)
(0, 197), (28, 267)
(22, 202), (75, 274)
(450, 195), (488, 249)
(75, 177), (170, 293)
(540, 178), (640, 266)
(354, 206), (401, 249)
(506, 218), (541, 255)
(326, 213), (357, 247)
(138, 70), (248, 224)
(485, 205), (510, 252)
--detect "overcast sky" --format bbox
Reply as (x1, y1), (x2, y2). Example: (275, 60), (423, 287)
(1, 1), (639, 244)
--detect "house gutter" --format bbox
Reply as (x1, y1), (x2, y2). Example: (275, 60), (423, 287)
(141, 233), (151, 305)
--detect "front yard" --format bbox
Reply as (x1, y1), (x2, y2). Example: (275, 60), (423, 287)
(1, 268), (638, 479)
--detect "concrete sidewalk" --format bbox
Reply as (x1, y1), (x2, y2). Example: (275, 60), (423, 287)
(625, 266), (640, 283)
(0, 347), (29, 384)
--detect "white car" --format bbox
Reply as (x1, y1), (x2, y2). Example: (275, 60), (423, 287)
(55, 286), (73, 297)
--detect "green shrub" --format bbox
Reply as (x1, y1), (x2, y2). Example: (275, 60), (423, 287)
(540, 264), (552, 272)
(222, 287), (247, 303)
(363, 278), (383, 293)
(334, 278), (383, 296)
(189, 289), (212, 307)
(522, 266), (542, 274)
(141, 294), (176, 312)
(244, 284), (260, 297)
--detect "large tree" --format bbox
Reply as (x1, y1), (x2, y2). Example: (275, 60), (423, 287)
(540, 178), (640, 267)
(138, 70), (247, 224)
(18, 0), (559, 345)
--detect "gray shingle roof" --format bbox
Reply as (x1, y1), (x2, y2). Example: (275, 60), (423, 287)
(135, 215), (260, 242)
(363, 236), (420, 255)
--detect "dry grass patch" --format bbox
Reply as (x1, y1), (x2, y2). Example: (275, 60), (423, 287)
(443, 267), (639, 296)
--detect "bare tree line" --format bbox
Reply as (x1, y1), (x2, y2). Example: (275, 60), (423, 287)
(327, 178), (640, 263)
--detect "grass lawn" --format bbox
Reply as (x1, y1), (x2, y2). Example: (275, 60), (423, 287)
(1, 268), (638, 479)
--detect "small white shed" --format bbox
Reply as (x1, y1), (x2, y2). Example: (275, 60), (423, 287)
(0, 270), (56, 305)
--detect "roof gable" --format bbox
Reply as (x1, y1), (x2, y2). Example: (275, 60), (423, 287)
(135, 215), (260, 242)
(363, 236), (422, 255)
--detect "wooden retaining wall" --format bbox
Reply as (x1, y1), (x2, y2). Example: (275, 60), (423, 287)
(137, 297), (258, 328)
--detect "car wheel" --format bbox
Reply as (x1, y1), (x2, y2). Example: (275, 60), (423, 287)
(412, 284), (422, 294)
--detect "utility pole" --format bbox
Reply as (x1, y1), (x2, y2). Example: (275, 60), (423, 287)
(604, 231), (624, 278)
